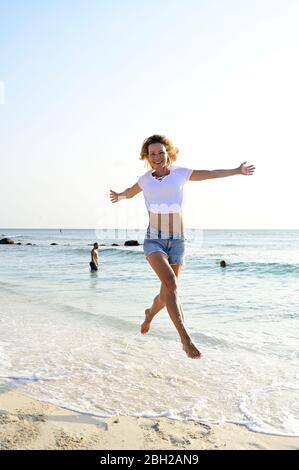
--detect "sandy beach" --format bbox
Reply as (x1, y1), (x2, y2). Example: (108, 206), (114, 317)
(0, 390), (298, 450)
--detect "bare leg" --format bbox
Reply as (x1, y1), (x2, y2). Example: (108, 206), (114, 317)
(141, 291), (165, 335)
(143, 253), (202, 359)
(141, 264), (184, 334)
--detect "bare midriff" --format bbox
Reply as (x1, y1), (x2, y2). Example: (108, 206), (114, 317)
(147, 210), (184, 235)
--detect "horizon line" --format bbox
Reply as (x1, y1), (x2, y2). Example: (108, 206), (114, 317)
(1, 227), (299, 231)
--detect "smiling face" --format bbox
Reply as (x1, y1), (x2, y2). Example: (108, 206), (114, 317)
(147, 142), (169, 170)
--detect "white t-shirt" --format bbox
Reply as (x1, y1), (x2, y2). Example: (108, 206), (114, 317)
(137, 166), (193, 214)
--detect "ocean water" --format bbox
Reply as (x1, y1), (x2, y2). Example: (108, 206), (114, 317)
(0, 228), (298, 436)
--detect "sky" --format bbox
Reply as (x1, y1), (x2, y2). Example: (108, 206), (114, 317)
(1, 0), (299, 229)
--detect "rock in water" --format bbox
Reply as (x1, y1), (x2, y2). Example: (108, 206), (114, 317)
(0, 238), (15, 244)
(124, 240), (140, 246)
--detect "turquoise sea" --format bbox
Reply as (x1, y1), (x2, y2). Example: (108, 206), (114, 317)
(0, 228), (298, 436)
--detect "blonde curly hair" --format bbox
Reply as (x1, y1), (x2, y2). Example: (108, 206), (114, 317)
(140, 135), (179, 169)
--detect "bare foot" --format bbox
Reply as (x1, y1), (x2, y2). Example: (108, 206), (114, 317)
(141, 309), (153, 335)
(182, 341), (202, 359)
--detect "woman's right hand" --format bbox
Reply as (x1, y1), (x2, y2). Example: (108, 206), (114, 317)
(110, 190), (119, 203)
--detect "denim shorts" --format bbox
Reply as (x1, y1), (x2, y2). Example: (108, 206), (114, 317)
(143, 229), (186, 265)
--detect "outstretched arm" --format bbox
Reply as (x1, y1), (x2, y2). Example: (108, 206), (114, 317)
(110, 182), (142, 203)
(189, 162), (256, 181)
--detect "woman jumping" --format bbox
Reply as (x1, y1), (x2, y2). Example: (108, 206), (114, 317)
(110, 135), (255, 359)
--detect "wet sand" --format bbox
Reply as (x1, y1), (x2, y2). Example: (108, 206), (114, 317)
(0, 390), (298, 450)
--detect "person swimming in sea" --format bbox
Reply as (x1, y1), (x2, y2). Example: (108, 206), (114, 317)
(90, 242), (99, 271)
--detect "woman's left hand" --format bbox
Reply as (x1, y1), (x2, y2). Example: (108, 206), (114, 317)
(238, 162), (256, 175)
